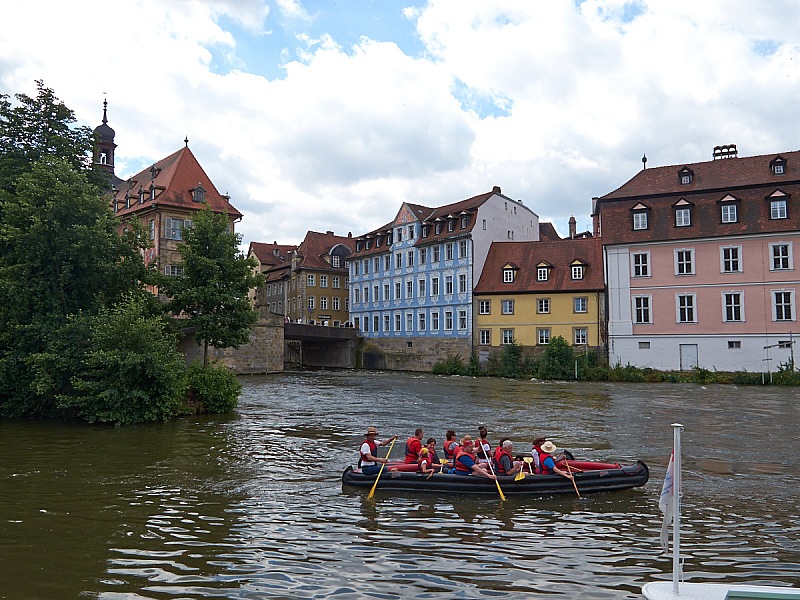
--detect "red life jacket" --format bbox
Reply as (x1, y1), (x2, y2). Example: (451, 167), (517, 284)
(404, 437), (422, 463)
(454, 447), (475, 474)
(494, 448), (514, 475)
(444, 440), (459, 460)
(360, 440), (378, 467)
(537, 448), (552, 474)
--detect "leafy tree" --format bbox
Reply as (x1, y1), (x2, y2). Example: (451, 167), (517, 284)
(160, 205), (264, 367)
(537, 336), (575, 380)
(187, 360), (241, 413)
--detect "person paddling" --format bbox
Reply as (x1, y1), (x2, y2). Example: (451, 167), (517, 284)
(452, 436), (495, 479)
(404, 428), (424, 464)
(537, 440), (574, 481)
(359, 426), (398, 476)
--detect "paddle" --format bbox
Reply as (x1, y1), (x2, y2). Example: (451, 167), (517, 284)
(523, 456), (534, 474)
(439, 458), (449, 473)
(564, 459), (581, 498)
(480, 445), (507, 501)
(367, 437), (396, 500)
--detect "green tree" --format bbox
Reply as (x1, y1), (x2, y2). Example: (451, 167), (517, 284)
(160, 205), (264, 366)
(537, 336), (576, 380)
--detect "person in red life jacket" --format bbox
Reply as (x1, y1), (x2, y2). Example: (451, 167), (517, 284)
(493, 437), (510, 466)
(359, 426), (398, 476)
(537, 440), (574, 481)
(476, 425), (491, 464)
(452, 436), (495, 479)
(418, 438), (441, 474)
(404, 428), (424, 463)
(443, 429), (459, 464)
(494, 440), (523, 476)
(530, 437), (547, 474)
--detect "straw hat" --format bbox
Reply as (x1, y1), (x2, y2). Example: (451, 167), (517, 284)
(366, 426), (378, 436)
(540, 441), (558, 453)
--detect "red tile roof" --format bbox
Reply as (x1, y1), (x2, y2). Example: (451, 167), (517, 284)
(538, 222), (561, 241)
(296, 231), (356, 271)
(112, 145), (242, 219)
(248, 241), (297, 267)
(474, 237), (604, 294)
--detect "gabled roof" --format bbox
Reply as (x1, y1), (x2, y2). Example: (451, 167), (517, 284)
(112, 145), (242, 219)
(474, 237), (604, 294)
(538, 222), (561, 241)
(295, 231), (356, 271)
(600, 150), (800, 201)
(248, 241), (297, 267)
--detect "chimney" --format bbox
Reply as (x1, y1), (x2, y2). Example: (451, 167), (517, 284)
(492, 185), (501, 194)
(326, 230), (333, 235)
(348, 232), (352, 238)
(569, 216), (577, 239)
(713, 144), (738, 160)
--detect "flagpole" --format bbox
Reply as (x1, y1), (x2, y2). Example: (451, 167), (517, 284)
(672, 422), (683, 594)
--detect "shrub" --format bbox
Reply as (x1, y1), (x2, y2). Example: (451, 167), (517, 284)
(432, 354), (469, 375)
(187, 361), (241, 414)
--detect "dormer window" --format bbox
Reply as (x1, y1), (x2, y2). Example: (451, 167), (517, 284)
(503, 266), (515, 283)
(461, 215), (469, 229)
(768, 190), (789, 220)
(718, 194), (740, 224)
(678, 166), (694, 185)
(571, 260), (586, 280)
(770, 156), (787, 175)
(422, 225), (428, 237)
(376, 237), (381, 248)
(149, 183), (156, 201)
(365, 240), (371, 250)
(447, 220), (454, 232)
(631, 202), (650, 230)
(435, 222), (442, 235)
(192, 184), (206, 203)
(356, 241), (362, 252)
(673, 198), (693, 227)
(138, 187), (145, 204)
(537, 262), (552, 282)
(124, 192), (130, 209)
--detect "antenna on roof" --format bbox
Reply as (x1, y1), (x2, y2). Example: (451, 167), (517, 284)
(642, 153), (647, 170)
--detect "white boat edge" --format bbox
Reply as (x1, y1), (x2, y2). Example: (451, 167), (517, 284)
(643, 581), (800, 599)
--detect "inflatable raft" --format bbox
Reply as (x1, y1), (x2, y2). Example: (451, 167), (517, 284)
(342, 459), (649, 496)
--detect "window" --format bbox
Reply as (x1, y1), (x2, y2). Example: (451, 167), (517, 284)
(537, 328), (551, 345)
(459, 240), (468, 258)
(333, 297), (340, 310)
(501, 299), (515, 314)
(418, 312), (426, 331)
(383, 314), (390, 332)
(406, 280), (413, 298)
(537, 298), (550, 314)
(537, 267), (549, 281)
(445, 275), (453, 295)
(446, 243), (454, 261)
(406, 312), (413, 332)
(431, 311), (439, 331)
(332, 255), (340, 268)
(307, 274), (315, 286)
(321, 296), (329, 310)
(433, 246), (441, 262)
(445, 310), (453, 331)
(307, 296), (315, 310)
(774, 290), (794, 321)
(571, 265), (584, 280)
(774, 164), (785, 175)
(639, 341), (651, 349)
(771, 198), (788, 219)
(420, 248), (427, 265)
(633, 252), (649, 277)
(677, 294), (696, 323)
(458, 274), (467, 294)
(723, 292), (743, 322)
(395, 253), (402, 269)
(394, 313), (401, 332)
(354, 288), (360, 303)
(771, 243), (792, 270)
(675, 207), (691, 227)
(480, 330), (491, 345)
(458, 310), (467, 330)
(675, 249), (694, 275)
(383, 283), (390, 301)
(503, 268), (514, 283)
(448, 220), (454, 232)
(362, 259), (369, 275)
(721, 203), (737, 223)
(681, 174), (691, 185)
(721, 246), (741, 273)
(728, 340), (741, 349)
(148, 219), (155, 240)
(479, 300), (491, 314)
(395, 281), (401, 299)
(502, 329), (515, 345)
(407, 251), (414, 267)
(320, 275), (328, 288)
(634, 296), (651, 324)
(373, 285), (379, 302)
(633, 211), (648, 230)
(384, 255), (391, 270)
(431, 277), (439, 296)
(373, 257), (380, 273)
(574, 328), (587, 345)
(418, 279), (426, 297)
(165, 217), (192, 240)
(353, 262), (360, 276)
(333, 277), (341, 289)
(574, 297), (588, 313)
(372, 315), (379, 332)
(435, 223), (442, 235)
(164, 264), (184, 277)
(396, 228), (403, 242)
(461, 216), (468, 229)
(422, 225), (428, 237)
(483, 219), (487, 230)
(408, 225), (415, 240)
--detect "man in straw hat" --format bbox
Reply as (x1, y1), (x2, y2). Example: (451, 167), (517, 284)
(359, 426), (398, 475)
(535, 440), (574, 481)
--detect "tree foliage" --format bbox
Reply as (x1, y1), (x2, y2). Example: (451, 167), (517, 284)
(160, 205), (263, 366)
(536, 336), (575, 380)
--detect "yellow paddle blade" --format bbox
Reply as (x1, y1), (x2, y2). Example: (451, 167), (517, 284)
(523, 456), (533, 463)
(514, 471), (525, 481)
(439, 458), (449, 465)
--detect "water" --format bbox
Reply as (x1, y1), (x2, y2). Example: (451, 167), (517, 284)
(1, 372), (799, 598)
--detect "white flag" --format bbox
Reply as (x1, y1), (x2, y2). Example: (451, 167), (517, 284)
(658, 450), (674, 553)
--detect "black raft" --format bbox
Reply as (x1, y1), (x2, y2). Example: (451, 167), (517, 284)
(342, 460), (649, 496)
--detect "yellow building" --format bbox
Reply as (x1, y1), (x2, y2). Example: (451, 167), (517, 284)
(474, 237), (605, 352)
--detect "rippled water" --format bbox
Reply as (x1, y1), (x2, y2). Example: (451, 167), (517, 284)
(1, 371), (799, 599)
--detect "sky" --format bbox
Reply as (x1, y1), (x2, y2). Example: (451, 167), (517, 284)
(3, 0), (800, 247)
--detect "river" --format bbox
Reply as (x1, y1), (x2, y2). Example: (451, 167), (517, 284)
(1, 371), (798, 599)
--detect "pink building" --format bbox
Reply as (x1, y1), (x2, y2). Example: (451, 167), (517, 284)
(594, 145), (800, 372)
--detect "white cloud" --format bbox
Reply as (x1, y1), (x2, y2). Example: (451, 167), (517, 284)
(3, 0), (800, 244)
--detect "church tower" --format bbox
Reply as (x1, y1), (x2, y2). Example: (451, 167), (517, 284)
(93, 99), (117, 177)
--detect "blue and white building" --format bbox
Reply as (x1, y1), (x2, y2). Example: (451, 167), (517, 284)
(348, 187), (539, 358)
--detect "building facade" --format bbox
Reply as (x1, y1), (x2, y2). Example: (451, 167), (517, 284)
(474, 237), (605, 356)
(595, 145), (800, 372)
(348, 187), (539, 353)
(248, 241), (297, 307)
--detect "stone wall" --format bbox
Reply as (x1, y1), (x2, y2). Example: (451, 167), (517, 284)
(360, 337), (472, 372)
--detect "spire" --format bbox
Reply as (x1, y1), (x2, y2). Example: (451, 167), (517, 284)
(102, 98), (108, 125)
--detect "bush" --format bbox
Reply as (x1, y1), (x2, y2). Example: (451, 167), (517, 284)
(432, 354), (469, 375)
(187, 361), (241, 413)
(537, 336), (575, 380)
